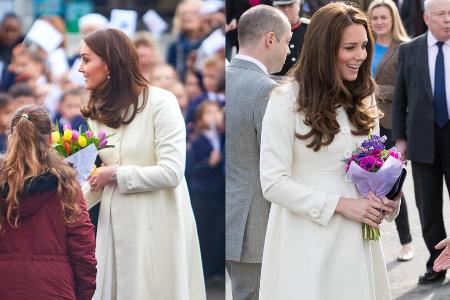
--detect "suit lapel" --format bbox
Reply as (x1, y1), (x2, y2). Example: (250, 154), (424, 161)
(417, 34), (433, 101)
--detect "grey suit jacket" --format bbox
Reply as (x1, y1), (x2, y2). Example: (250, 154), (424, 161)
(392, 33), (435, 163)
(225, 58), (277, 263)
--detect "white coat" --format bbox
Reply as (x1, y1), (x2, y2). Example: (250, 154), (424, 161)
(259, 82), (392, 300)
(82, 86), (206, 300)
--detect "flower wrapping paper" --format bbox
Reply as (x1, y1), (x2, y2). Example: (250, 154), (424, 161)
(346, 155), (404, 198)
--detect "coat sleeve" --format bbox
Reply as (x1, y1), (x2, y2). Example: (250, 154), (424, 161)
(117, 92), (186, 194)
(259, 85), (340, 226)
(392, 44), (408, 141)
(66, 191), (97, 300)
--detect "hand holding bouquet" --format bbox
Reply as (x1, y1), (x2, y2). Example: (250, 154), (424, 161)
(343, 133), (406, 240)
(51, 124), (114, 183)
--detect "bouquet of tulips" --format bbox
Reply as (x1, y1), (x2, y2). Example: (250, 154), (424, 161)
(51, 124), (114, 183)
(343, 133), (405, 240)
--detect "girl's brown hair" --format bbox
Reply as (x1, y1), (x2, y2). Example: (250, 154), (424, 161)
(0, 105), (80, 230)
(81, 28), (150, 129)
(291, 2), (378, 151)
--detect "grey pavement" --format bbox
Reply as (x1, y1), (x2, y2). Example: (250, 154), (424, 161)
(381, 163), (450, 299)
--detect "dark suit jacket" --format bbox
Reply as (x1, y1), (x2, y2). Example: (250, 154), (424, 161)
(392, 33), (435, 163)
(375, 40), (401, 129)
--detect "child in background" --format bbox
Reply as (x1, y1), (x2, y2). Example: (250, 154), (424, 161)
(0, 105), (96, 300)
(186, 101), (225, 286)
(54, 87), (88, 132)
(184, 69), (205, 101)
(7, 82), (36, 112)
(168, 81), (189, 119)
(149, 63), (179, 89)
(0, 93), (12, 153)
(185, 54), (225, 125)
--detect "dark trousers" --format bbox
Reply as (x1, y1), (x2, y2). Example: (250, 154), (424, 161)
(411, 122), (450, 270)
(191, 191), (225, 279)
(380, 126), (412, 245)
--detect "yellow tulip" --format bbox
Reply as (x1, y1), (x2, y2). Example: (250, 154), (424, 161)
(51, 131), (60, 143)
(63, 129), (72, 142)
(90, 165), (97, 176)
(78, 135), (87, 148)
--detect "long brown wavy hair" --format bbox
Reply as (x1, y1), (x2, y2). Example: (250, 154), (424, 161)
(81, 28), (150, 128)
(0, 105), (80, 231)
(291, 2), (378, 151)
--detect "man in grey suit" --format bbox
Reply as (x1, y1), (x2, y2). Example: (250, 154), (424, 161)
(392, 0), (450, 284)
(225, 5), (291, 299)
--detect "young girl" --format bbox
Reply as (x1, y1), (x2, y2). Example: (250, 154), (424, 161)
(186, 101), (225, 284)
(0, 105), (96, 300)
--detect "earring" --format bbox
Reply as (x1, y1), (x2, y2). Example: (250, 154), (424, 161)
(107, 74), (110, 79)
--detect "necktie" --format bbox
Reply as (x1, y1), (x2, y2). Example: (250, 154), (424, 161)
(434, 41), (448, 127)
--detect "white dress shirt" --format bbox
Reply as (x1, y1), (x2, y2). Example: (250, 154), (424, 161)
(427, 32), (450, 118)
(234, 54), (268, 75)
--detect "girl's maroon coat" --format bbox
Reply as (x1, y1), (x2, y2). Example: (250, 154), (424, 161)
(0, 172), (96, 300)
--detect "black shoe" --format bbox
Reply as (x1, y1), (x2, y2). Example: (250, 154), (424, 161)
(418, 270), (446, 284)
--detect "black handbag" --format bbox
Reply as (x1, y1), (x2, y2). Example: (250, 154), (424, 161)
(386, 168), (407, 200)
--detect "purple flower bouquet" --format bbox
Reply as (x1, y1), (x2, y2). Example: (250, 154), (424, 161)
(343, 134), (405, 240)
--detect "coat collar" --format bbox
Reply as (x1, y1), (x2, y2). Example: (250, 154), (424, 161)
(0, 172), (58, 218)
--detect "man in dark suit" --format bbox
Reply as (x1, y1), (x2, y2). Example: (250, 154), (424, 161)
(273, 0), (310, 76)
(226, 5), (291, 299)
(392, 0), (450, 284)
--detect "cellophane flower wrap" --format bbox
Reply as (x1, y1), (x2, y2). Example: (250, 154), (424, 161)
(51, 123), (114, 183)
(343, 134), (404, 240)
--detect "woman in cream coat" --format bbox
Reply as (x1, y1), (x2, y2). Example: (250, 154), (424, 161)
(259, 4), (401, 299)
(78, 28), (205, 299)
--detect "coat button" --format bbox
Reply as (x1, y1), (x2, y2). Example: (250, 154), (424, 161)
(127, 182), (135, 189)
(290, 44), (294, 48)
(310, 209), (320, 218)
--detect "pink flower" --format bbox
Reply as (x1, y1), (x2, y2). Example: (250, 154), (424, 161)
(71, 130), (79, 141)
(359, 156), (377, 171)
(99, 139), (108, 148)
(389, 150), (400, 159)
(97, 130), (106, 140)
(86, 130), (93, 139)
(63, 124), (72, 131)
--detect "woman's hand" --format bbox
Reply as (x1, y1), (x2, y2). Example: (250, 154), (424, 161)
(335, 195), (394, 228)
(88, 166), (116, 192)
(368, 191), (402, 217)
(433, 238), (450, 272)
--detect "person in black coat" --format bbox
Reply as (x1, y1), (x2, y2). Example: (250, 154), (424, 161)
(272, 0), (310, 76)
(392, 0), (450, 284)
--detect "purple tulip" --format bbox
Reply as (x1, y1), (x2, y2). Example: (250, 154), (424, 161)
(99, 139), (108, 148)
(97, 130), (106, 141)
(63, 124), (72, 131)
(86, 130), (93, 139)
(71, 130), (80, 141)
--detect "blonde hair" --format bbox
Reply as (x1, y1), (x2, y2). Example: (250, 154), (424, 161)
(367, 0), (410, 43)
(172, 0), (203, 35)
